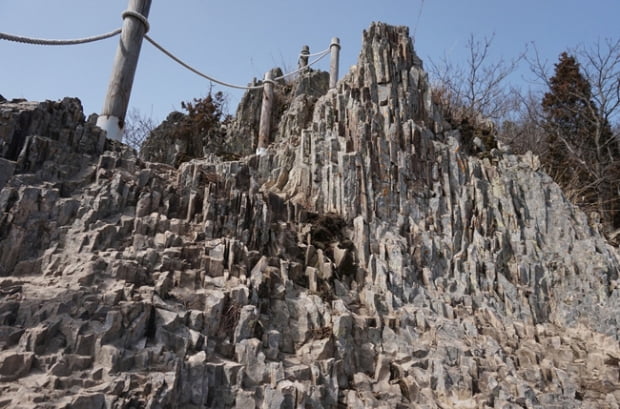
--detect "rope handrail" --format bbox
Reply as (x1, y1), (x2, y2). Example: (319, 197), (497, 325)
(145, 34), (265, 90)
(146, 34), (333, 90)
(0, 28), (122, 46)
(122, 10), (150, 33)
(274, 49), (331, 81)
(300, 47), (330, 58)
(1, 25), (335, 91)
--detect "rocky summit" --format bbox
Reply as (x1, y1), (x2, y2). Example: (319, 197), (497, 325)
(1, 22), (620, 409)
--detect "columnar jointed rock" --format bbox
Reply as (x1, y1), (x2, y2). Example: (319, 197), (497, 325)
(1, 23), (619, 409)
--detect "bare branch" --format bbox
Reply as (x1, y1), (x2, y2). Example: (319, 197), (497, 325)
(577, 37), (620, 125)
(428, 33), (523, 123)
(124, 107), (157, 152)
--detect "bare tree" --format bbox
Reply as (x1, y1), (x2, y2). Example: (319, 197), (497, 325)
(124, 107), (157, 152)
(577, 38), (620, 164)
(579, 38), (620, 128)
(579, 39), (620, 234)
(498, 90), (547, 154)
(429, 33), (523, 123)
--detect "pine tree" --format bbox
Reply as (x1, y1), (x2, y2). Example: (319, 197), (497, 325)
(541, 52), (619, 231)
(542, 53), (593, 180)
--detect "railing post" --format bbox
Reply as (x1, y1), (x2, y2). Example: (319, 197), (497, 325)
(257, 71), (274, 155)
(329, 37), (340, 89)
(299, 45), (310, 69)
(97, 0), (152, 141)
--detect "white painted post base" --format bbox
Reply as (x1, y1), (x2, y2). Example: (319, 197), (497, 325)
(96, 115), (124, 141)
(97, 0), (151, 145)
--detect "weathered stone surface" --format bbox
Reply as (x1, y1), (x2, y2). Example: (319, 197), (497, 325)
(0, 351), (33, 381)
(0, 22), (619, 409)
(139, 110), (187, 165)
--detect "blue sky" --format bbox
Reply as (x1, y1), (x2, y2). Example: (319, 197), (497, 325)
(2, 1), (619, 125)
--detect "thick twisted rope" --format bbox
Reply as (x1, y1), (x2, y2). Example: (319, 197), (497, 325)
(122, 10), (150, 33)
(275, 49), (331, 81)
(144, 34), (265, 90)
(0, 28), (121, 46)
(300, 47), (330, 58)
(1, 13), (333, 91)
(146, 35), (333, 90)
(0, 8), (144, 46)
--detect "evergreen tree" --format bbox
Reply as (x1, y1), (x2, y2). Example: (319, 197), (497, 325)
(542, 53), (594, 180)
(541, 52), (619, 231)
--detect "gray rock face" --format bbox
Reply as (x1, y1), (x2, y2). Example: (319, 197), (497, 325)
(1, 22), (619, 409)
(141, 68), (331, 166)
(139, 110), (187, 166)
(225, 68), (330, 158)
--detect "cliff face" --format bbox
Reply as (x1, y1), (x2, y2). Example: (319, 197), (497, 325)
(1, 23), (619, 409)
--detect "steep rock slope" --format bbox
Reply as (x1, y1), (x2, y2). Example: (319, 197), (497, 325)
(0, 23), (619, 409)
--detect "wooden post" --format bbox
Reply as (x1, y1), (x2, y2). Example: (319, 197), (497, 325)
(96, 0), (152, 141)
(298, 45), (309, 69)
(329, 37), (340, 89)
(257, 71), (274, 155)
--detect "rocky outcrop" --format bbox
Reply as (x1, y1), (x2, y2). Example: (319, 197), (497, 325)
(224, 68), (330, 160)
(141, 68), (330, 166)
(1, 23), (619, 409)
(139, 110), (188, 166)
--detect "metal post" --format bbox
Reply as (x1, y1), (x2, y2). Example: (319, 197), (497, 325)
(257, 71), (274, 155)
(298, 45), (309, 69)
(97, 0), (152, 141)
(329, 37), (340, 89)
